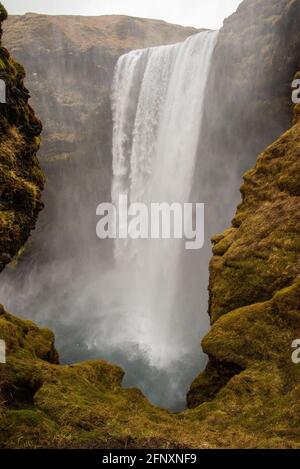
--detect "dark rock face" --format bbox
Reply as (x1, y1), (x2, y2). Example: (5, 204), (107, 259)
(3, 14), (198, 166)
(0, 5), (43, 272)
(199, 0), (300, 178)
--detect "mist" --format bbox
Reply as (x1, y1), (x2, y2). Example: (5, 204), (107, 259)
(0, 28), (234, 409)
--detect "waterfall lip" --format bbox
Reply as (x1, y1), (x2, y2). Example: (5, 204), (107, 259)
(114, 29), (218, 63)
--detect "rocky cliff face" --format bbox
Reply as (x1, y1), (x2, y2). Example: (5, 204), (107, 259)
(0, 5), (43, 272)
(4, 14), (197, 165)
(187, 91), (300, 427)
(194, 0), (300, 249)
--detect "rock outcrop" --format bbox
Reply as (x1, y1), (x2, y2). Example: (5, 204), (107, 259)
(0, 303), (211, 450)
(187, 92), (300, 444)
(187, 0), (300, 425)
(0, 5), (43, 272)
(1, 67), (300, 451)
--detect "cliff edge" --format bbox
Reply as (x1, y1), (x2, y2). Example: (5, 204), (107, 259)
(187, 89), (300, 447)
(0, 4), (43, 272)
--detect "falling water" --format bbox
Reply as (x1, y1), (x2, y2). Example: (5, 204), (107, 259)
(111, 31), (219, 369)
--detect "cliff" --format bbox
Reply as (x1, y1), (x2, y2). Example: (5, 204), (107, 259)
(0, 5), (43, 272)
(0, 13), (199, 274)
(187, 0), (300, 412)
(3, 14), (197, 165)
(187, 91), (300, 437)
(201, 0), (300, 175)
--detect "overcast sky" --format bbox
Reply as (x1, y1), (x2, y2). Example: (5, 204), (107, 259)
(3, 0), (243, 29)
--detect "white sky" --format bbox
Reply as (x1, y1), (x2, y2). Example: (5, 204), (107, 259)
(3, 0), (243, 29)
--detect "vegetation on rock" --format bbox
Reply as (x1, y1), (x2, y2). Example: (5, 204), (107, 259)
(0, 0), (299, 449)
(187, 98), (300, 450)
(0, 3), (43, 272)
(200, 0), (300, 179)
(1, 12), (200, 275)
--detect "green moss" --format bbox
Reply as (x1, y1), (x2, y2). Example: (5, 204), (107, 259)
(208, 118), (300, 322)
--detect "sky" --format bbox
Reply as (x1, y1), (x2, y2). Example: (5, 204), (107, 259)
(3, 0), (243, 29)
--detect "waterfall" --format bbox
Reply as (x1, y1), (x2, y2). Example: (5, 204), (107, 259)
(111, 31), (219, 369)
(0, 29), (219, 410)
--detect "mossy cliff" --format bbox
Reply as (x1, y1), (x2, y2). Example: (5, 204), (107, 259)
(0, 304), (210, 449)
(187, 93), (300, 431)
(0, 4), (43, 272)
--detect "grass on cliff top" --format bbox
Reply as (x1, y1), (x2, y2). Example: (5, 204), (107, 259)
(209, 116), (300, 322)
(0, 125), (43, 266)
